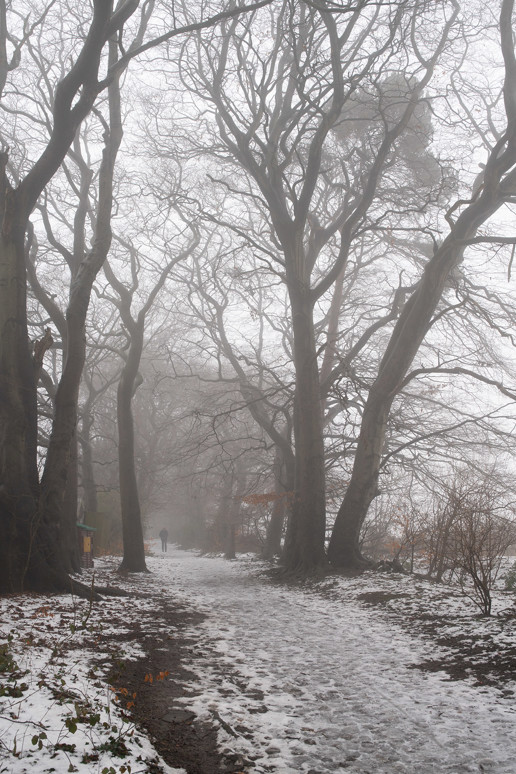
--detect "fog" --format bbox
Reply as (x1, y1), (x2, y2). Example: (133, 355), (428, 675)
(3, 3), (516, 772)
(1, 0), (516, 589)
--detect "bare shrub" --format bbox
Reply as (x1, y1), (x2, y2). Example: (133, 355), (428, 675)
(441, 477), (516, 615)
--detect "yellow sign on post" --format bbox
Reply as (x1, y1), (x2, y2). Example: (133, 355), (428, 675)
(83, 536), (92, 553)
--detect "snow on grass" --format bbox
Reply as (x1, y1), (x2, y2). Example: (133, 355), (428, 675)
(0, 581), (185, 774)
(1, 544), (516, 773)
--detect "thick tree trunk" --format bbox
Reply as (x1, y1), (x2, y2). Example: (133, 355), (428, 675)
(0, 191), (82, 594)
(282, 291), (327, 572)
(327, 392), (390, 568)
(36, 199), (117, 579)
(319, 265), (346, 417)
(0, 222), (66, 591)
(225, 524), (236, 560)
(40, 42), (124, 574)
(117, 326), (148, 573)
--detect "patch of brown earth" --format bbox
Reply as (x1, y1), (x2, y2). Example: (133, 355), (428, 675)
(99, 596), (252, 774)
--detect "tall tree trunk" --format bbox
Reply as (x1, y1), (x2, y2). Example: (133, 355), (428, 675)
(225, 523), (236, 560)
(117, 324), (148, 573)
(225, 466), (246, 559)
(282, 290), (327, 572)
(0, 222), (48, 591)
(327, 390), (390, 568)
(0, 185), (71, 592)
(328, 171), (513, 568)
(37, 277), (97, 572)
(263, 447), (294, 560)
(0, 225), (74, 591)
(37, 55), (123, 580)
(319, 265), (346, 417)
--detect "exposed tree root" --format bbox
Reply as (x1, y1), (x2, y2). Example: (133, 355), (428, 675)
(328, 549), (374, 573)
(69, 577), (129, 600)
(270, 559), (328, 583)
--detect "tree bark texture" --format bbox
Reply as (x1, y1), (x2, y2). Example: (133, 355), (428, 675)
(282, 289), (327, 572)
(117, 323), (148, 573)
(0, 227), (47, 590)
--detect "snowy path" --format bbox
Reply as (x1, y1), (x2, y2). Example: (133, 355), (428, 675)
(150, 547), (516, 774)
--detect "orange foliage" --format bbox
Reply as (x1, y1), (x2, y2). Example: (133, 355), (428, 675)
(242, 491), (295, 506)
(144, 669), (169, 684)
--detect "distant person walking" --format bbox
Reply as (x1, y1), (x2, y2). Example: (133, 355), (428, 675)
(159, 528), (169, 552)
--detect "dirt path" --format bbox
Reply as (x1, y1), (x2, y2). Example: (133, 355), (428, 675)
(102, 588), (238, 774)
(104, 547), (516, 774)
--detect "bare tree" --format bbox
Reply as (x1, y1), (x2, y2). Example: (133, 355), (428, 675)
(328, 0), (516, 568)
(0, 0), (146, 593)
(101, 205), (199, 572)
(176, 240), (296, 555)
(0, 0), (273, 593)
(156, 0), (464, 572)
(441, 475), (516, 615)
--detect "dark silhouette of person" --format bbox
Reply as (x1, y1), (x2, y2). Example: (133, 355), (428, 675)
(159, 528), (169, 552)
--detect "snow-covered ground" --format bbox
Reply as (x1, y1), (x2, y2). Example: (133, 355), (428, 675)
(152, 548), (516, 774)
(0, 572), (187, 774)
(1, 545), (516, 773)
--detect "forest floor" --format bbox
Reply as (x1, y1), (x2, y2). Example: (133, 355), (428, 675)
(1, 545), (516, 774)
